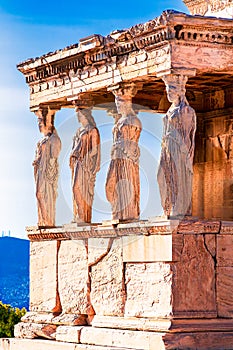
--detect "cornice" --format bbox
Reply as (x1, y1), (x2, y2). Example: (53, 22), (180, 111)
(17, 10), (233, 86)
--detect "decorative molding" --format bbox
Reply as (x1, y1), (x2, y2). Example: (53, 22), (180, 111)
(26, 219), (226, 241)
(17, 10), (233, 89)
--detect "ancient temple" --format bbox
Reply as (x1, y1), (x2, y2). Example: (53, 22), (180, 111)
(1, 0), (233, 349)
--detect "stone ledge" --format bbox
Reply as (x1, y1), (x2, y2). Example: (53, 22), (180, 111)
(91, 316), (233, 333)
(25, 219), (231, 241)
(21, 312), (87, 326)
(80, 327), (165, 350)
(177, 219), (221, 234)
(26, 220), (178, 241)
(220, 221), (233, 234)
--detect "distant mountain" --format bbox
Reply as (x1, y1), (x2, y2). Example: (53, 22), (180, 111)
(0, 237), (29, 310)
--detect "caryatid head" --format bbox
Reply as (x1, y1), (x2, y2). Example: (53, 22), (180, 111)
(162, 74), (188, 105)
(35, 107), (55, 135)
(76, 107), (96, 128)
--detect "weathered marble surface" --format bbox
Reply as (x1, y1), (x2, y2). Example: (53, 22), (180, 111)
(125, 262), (173, 318)
(21, 312), (86, 326)
(58, 240), (89, 315)
(5, 333), (233, 350)
(55, 326), (82, 343)
(184, 0), (233, 18)
(14, 322), (56, 340)
(30, 241), (57, 312)
(217, 267), (233, 317)
(193, 114), (233, 221)
(80, 327), (165, 350)
(14, 219), (233, 349)
(172, 234), (217, 318)
(89, 238), (125, 316)
(122, 235), (172, 262)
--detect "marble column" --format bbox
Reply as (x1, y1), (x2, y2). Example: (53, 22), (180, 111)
(33, 106), (62, 227)
(70, 95), (101, 223)
(106, 83), (142, 221)
(157, 74), (197, 217)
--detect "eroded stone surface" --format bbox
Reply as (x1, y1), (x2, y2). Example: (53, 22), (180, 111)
(80, 327), (165, 350)
(1, 339), (77, 350)
(21, 312), (87, 326)
(217, 266), (233, 317)
(173, 234), (216, 318)
(125, 262), (173, 318)
(193, 113), (233, 222)
(21, 312), (54, 324)
(163, 331), (233, 350)
(58, 240), (88, 314)
(89, 238), (125, 316)
(56, 326), (82, 343)
(184, 0), (233, 18)
(14, 322), (56, 340)
(0, 338), (150, 350)
(30, 241), (57, 312)
(122, 235), (172, 262)
(217, 235), (233, 267)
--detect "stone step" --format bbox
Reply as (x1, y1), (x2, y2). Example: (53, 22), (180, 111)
(0, 339), (135, 350)
(92, 315), (233, 332)
(4, 326), (233, 350)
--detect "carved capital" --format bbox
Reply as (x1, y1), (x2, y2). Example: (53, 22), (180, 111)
(108, 82), (142, 100)
(108, 83), (142, 116)
(162, 74), (188, 89)
(69, 93), (94, 109)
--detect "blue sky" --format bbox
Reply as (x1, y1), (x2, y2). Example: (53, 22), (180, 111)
(0, 0), (188, 238)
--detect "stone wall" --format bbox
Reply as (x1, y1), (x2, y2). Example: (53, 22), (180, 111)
(193, 110), (233, 220)
(11, 220), (233, 348)
(28, 221), (233, 319)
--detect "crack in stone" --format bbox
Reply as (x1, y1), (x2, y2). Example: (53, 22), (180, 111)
(52, 240), (62, 316)
(203, 234), (216, 260)
(86, 238), (114, 323)
(88, 238), (114, 268)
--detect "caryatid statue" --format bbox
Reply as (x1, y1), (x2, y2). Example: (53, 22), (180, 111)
(106, 83), (142, 221)
(70, 107), (101, 223)
(33, 107), (62, 227)
(157, 74), (196, 217)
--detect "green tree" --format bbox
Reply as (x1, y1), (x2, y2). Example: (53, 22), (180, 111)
(0, 301), (26, 337)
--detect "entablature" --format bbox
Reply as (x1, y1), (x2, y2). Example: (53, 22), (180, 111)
(17, 10), (233, 112)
